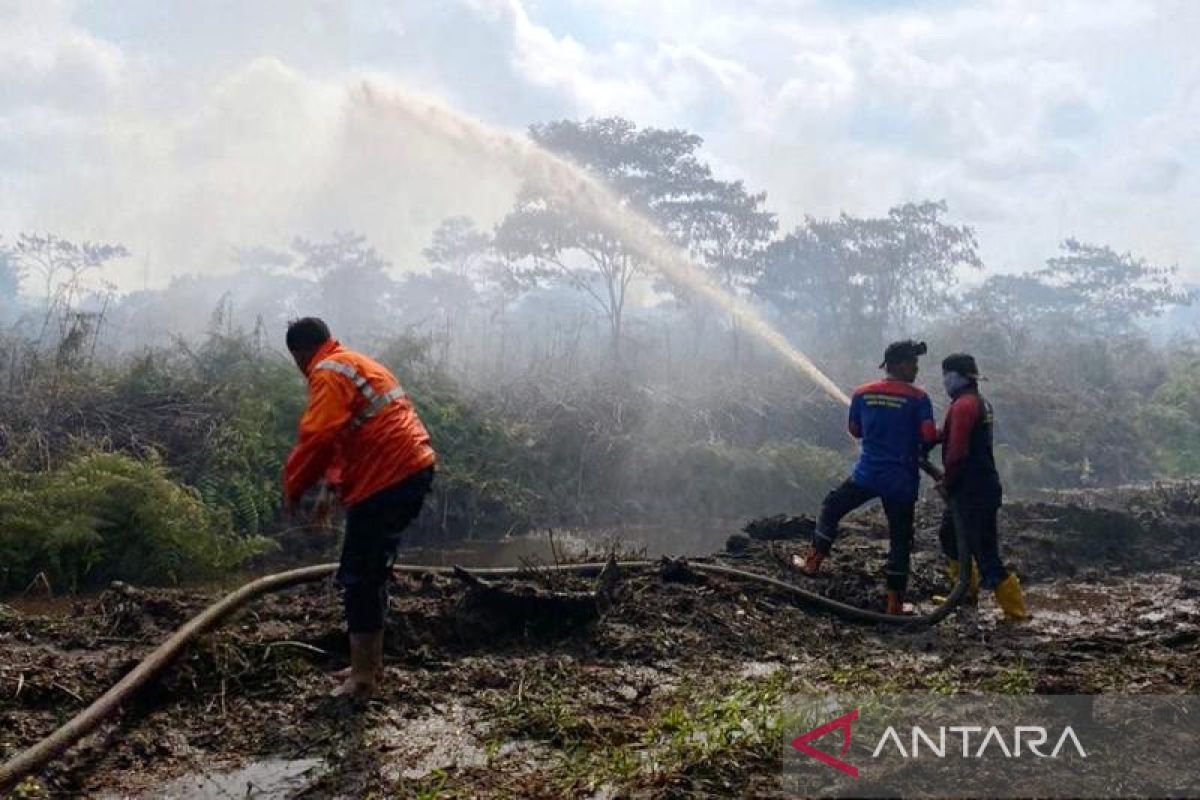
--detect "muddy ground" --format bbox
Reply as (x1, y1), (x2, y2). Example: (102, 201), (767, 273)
(3, 484), (1200, 798)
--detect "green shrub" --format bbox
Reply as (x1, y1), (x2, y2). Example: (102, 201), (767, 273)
(1141, 358), (1200, 476)
(130, 334), (306, 537)
(994, 444), (1065, 492)
(625, 440), (845, 520)
(378, 336), (538, 539)
(0, 452), (269, 593)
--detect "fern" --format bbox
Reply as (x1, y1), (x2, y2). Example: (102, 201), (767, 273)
(0, 452), (270, 593)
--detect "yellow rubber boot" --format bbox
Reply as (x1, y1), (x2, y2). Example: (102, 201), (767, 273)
(944, 559), (980, 604)
(994, 574), (1032, 621)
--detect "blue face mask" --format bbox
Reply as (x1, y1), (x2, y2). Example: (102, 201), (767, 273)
(943, 371), (972, 397)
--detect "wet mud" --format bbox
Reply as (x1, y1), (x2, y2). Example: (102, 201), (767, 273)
(2, 485), (1199, 797)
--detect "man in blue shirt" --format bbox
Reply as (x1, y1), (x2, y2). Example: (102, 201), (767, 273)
(800, 340), (939, 614)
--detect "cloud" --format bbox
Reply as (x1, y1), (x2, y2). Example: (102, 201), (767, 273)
(1124, 155), (1184, 194)
(0, 0), (1197, 292)
(0, 1), (125, 113)
(0, 15), (525, 288)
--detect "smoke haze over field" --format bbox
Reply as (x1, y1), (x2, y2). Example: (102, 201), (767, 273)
(1, 0), (1198, 289)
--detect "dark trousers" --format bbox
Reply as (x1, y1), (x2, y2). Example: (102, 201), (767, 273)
(937, 498), (1008, 590)
(815, 479), (915, 593)
(337, 466), (434, 633)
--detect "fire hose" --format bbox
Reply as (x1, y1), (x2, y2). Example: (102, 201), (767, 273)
(0, 541), (970, 793)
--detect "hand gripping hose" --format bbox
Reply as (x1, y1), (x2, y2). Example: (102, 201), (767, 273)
(0, 545), (969, 792)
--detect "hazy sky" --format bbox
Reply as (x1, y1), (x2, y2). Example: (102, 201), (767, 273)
(1, 0), (1197, 289)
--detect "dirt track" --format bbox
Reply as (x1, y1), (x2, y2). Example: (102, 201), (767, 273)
(3, 485), (1200, 798)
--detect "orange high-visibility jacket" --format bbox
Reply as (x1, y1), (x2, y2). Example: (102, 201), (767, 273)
(284, 339), (436, 507)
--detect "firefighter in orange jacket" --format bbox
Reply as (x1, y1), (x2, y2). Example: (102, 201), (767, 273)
(283, 317), (436, 699)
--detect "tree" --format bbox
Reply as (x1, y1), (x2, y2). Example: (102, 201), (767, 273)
(291, 231), (387, 279)
(425, 216), (531, 311)
(1036, 238), (1188, 332)
(290, 232), (396, 345)
(13, 233), (128, 305)
(495, 117), (775, 360)
(962, 239), (1190, 339)
(671, 179), (777, 293)
(10, 233), (127, 359)
(1142, 348), (1200, 476)
(0, 241), (21, 308)
(664, 175), (777, 367)
(234, 245), (293, 271)
(423, 217), (492, 277)
(756, 200), (981, 358)
(928, 276), (1034, 374)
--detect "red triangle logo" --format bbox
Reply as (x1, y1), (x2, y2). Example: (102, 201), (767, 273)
(791, 708), (859, 778)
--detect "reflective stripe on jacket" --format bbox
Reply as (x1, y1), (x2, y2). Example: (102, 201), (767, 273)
(284, 339), (436, 507)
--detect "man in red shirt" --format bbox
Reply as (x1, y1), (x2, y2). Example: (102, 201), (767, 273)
(283, 317), (437, 698)
(934, 353), (1029, 620)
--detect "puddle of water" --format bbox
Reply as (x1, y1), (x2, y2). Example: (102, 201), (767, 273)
(1029, 585), (1113, 614)
(1023, 574), (1200, 639)
(398, 532), (588, 569)
(1031, 609), (1088, 627)
(113, 758), (325, 800)
(1023, 581), (1126, 633)
(492, 738), (552, 769)
(369, 702), (554, 781)
(398, 521), (738, 569)
(371, 703), (490, 781)
(739, 661), (784, 679)
(3, 595), (81, 618)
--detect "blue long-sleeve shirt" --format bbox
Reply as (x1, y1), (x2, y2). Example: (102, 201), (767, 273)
(847, 379), (938, 503)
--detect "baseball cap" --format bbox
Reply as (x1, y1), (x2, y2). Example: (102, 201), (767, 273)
(879, 339), (928, 368)
(941, 352), (984, 379)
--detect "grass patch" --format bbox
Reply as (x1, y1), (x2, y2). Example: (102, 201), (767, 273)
(637, 674), (785, 788)
(982, 659), (1034, 694)
(476, 662), (791, 795)
(822, 662), (903, 693)
(911, 667), (961, 695)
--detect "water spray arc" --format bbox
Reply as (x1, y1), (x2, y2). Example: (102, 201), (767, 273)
(356, 83), (851, 407)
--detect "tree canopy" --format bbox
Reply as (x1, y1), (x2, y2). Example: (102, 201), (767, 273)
(757, 200), (981, 358)
(494, 117), (776, 358)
